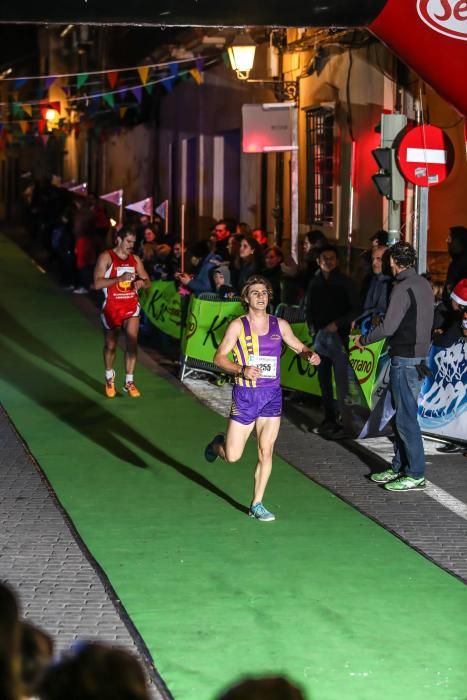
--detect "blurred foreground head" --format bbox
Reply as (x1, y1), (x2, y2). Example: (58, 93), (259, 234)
(39, 641), (149, 700)
(217, 675), (306, 700)
(0, 582), (21, 700)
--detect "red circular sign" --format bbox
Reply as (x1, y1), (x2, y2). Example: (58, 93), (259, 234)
(397, 124), (454, 187)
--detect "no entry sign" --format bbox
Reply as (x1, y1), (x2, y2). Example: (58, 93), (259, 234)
(397, 124), (454, 187)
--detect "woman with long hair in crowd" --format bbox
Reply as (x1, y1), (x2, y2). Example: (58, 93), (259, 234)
(234, 235), (264, 293)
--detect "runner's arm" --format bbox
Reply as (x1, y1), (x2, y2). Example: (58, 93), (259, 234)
(278, 318), (321, 365)
(133, 255), (151, 290)
(213, 319), (261, 380)
(93, 252), (122, 290)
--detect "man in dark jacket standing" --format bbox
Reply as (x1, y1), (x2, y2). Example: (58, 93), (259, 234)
(306, 244), (360, 437)
(354, 242), (434, 491)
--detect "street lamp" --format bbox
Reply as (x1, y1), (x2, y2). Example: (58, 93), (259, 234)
(228, 33), (257, 80)
(228, 31), (300, 259)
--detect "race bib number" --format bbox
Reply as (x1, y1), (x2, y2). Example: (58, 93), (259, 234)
(248, 354), (277, 378)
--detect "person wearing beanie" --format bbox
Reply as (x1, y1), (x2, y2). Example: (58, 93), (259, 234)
(443, 225), (467, 301)
(433, 278), (467, 454)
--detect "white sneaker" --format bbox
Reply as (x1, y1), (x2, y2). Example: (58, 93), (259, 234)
(73, 287), (88, 295)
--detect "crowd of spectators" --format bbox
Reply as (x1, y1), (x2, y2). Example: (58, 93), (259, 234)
(0, 581), (307, 700)
(21, 177), (467, 440)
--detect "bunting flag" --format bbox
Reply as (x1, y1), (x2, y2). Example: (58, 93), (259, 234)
(119, 107), (128, 119)
(137, 65), (150, 85)
(161, 79), (174, 93)
(37, 119), (46, 135)
(48, 101), (61, 115)
(21, 104), (32, 118)
(169, 62), (180, 79)
(144, 83), (154, 95)
(189, 68), (203, 85)
(14, 78), (28, 90)
(45, 76), (56, 89)
(68, 182), (88, 196)
(102, 92), (115, 109)
(76, 73), (89, 89)
(131, 86), (143, 104)
(100, 189), (123, 206)
(155, 200), (168, 219)
(12, 103), (23, 118)
(107, 71), (118, 90)
(125, 196), (153, 217)
(196, 57), (205, 73)
(19, 121), (29, 134)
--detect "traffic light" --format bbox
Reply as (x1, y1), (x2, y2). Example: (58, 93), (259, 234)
(371, 114), (407, 202)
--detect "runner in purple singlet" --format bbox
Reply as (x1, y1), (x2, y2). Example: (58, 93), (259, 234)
(204, 276), (320, 521)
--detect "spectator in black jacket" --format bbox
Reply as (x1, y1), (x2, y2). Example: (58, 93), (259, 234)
(306, 244), (360, 437)
(355, 242), (434, 491)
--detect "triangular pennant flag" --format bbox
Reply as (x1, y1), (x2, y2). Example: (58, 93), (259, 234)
(144, 83), (154, 95)
(37, 119), (46, 135)
(169, 63), (180, 79)
(189, 68), (203, 85)
(196, 57), (205, 73)
(125, 196), (153, 217)
(76, 73), (89, 89)
(102, 92), (115, 109)
(41, 134), (50, 147)
(180, 71), (190, 81)
(12, 103), (22, 118)
(19, 121), (29, 134)
(137, 65), (150, 85)
(119, 107), (128, 119)
(21, 104), (32, 118)
(48, 101), (61, 115)
(100, 189), (123, 206)
(69, 182), (88, 196)
(118, 87), (128, 100)
(107, 71), (118, 90)
(61, 84), (71, 96)
(14, 78), (28, 90)
(155, 200), (168, 219)
(45, 76), (56, 89)
(131, 86), (143, 104)
(161, 78), (174, 93)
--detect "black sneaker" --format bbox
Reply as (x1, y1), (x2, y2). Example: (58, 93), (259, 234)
(311, 420), (338, 436)
(204, 433), (225, 463)
(436, 442), (464, 454)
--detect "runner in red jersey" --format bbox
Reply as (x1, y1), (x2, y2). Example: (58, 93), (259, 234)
(94, 229), (150, 398)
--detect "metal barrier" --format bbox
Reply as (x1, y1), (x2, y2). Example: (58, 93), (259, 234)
(179, 293), (243, 381)
(275, 303), (306, 324)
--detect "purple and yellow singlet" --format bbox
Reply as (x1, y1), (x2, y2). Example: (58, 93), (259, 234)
(233, 315), (283, 389)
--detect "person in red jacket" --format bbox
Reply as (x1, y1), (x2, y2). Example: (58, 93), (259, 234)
(93, 229), (150, 398)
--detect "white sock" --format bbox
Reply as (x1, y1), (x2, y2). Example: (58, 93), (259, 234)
(125, 374), (134, 384)
(105, 369), (114, 381)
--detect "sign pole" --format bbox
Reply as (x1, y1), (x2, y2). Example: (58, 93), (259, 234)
(416, 186), (429, 274)
(165, 200), (169, 234)
(290, 106), (299, 263)
(180, 203), (185, 274)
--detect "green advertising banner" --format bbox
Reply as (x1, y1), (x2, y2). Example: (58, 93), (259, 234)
(145, 293), (386, 409)
(182, 296), (244, 361)
(139, 281), (182, 339)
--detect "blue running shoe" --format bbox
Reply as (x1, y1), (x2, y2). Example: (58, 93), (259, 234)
(204, 433), (225, 463)
(249, 502), (275, 522)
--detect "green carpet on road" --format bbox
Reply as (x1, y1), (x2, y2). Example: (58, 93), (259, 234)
(0, 236), (466, 700)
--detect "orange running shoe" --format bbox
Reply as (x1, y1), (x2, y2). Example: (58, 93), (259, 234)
(105, 371), (116, 399)
(123, 381), (141, 398)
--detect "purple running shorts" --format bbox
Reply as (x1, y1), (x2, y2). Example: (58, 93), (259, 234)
(230, 385), (282, 425)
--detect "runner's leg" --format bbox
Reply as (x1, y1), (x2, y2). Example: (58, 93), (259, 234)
(103, 328), (119, 372)
(215, 419), (255, 462)
(252, 416), (281, 504)
(123, 316), (140, 375)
